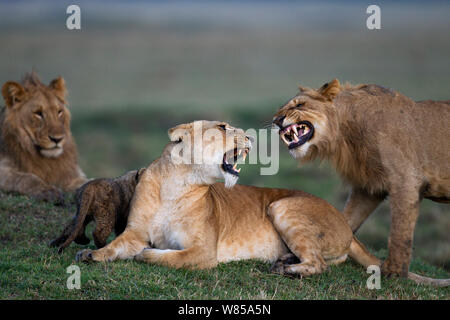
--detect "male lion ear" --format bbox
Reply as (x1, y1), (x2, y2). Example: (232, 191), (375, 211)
(49, 76), (67, 99)
(2, 81), (26, 108)
(318, 78), (341, 101)
(168, 123), (192, 142)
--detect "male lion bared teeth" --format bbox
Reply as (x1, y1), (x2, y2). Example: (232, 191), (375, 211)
(281, 134), (289, 145)
(279, 121), (314, 149)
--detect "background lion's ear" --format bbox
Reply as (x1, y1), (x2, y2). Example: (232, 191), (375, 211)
(317, 78), (340, 101)
(168, 123), (192, 142)
(49, 76), (67, 99)
(2, 81), (26, 108)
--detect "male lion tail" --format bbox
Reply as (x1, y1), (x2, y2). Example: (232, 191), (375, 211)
(57, 190), (94, 253)
(349, 237), (450, 287)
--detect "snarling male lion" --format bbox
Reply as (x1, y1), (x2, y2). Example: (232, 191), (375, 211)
(75, 121), (447, 285)
(0, 72), (87, 202)
(273, 79), (450, 279)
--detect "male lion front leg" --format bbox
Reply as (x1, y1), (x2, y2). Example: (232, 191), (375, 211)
(342, 188), (384, 232)
(382, 187), (421, 277)
(76, 227), (148, 263)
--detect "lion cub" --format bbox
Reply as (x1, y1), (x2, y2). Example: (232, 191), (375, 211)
(50, 168), (146, 253)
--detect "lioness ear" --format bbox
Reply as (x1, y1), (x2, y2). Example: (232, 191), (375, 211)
(2, 81), (26, 108)
(49, 76), (67, 99)
(318, 79), (340, 101)
(135, 168), (146, 181)
(168, 123), (192, 142)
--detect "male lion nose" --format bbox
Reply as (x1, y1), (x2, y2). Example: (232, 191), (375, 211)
(273, 116), (285, 129)
(49, 136), (64, 144)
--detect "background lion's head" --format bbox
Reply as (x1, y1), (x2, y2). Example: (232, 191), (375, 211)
(1, 72), (72, 158)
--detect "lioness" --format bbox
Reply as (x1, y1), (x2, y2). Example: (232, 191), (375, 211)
(0, 72), (87, 202)
(50, 168), (146, 253)
(272, 79), (450, 278)
(75, 121), (447, 285)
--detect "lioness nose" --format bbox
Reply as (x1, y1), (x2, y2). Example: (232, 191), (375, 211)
(49, 136), (64, 144)
(273, 116), (285, 129)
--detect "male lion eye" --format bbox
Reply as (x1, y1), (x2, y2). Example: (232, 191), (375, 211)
(296, 103), (304, 108)
(218, 124), (227, 130)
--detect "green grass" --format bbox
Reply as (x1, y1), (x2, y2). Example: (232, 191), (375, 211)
(0, 191), (449, 300)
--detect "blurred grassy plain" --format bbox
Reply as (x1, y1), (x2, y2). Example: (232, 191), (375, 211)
(0, 0), (449, 270)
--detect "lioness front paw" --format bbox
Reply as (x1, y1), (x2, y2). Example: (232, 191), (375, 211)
(76, 249), (94, 263)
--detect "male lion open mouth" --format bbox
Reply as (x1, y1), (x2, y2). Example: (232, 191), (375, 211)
(279, 120), (314, 150)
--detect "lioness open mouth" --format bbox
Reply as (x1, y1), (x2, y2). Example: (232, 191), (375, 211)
(279, 121), (314, 149)
(222, 148), (249, 176)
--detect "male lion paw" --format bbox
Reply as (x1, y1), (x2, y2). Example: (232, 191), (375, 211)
(76, 249), (94, 263)
(381, 259), (407, 278)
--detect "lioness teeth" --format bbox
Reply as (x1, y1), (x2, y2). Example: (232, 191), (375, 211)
(292, 126), (298, 136)
(236, 168), (241, 173)
(281, 135), (289, 144)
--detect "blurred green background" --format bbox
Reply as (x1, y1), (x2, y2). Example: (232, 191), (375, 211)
(0, 0), (449, 269)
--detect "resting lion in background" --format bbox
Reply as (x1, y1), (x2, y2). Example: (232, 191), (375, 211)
(76, 121), (447, 286)
(0, 72), (87, 202)
(273, 79), (450, 279)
